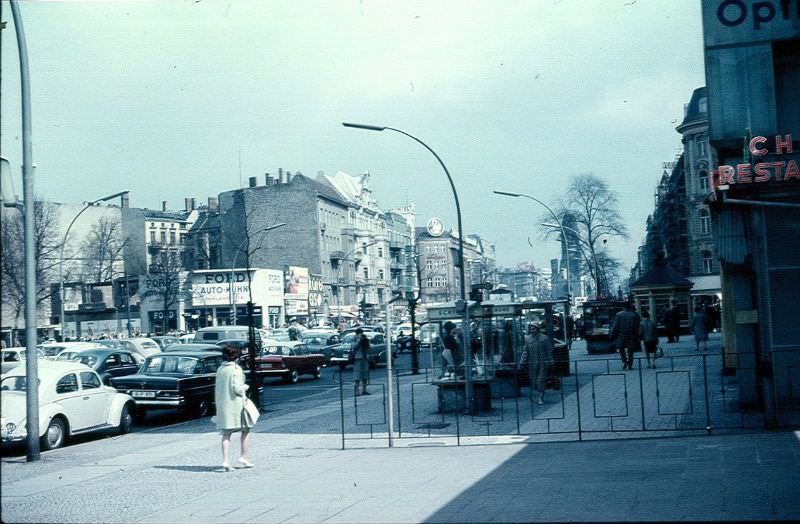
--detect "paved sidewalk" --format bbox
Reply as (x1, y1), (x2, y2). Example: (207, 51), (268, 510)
(2, 427), (799, 522)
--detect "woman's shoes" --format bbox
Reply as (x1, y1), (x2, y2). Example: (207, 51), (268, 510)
(237, 457), (255, 468)
(221, 463), (232, 472)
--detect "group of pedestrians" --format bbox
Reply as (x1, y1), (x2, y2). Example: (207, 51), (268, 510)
(611, 301), (714, 370)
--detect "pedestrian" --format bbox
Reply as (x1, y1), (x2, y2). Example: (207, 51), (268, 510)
(692, 306), (709, 351)
(451, 326), (466, 379)
(610, 302), (641, 370)
(524, 322), (553, 405)
(667, 301), (681, 343)
(215, 344), (254, 472)
(439, 321), (457, 379)
(640, 309), (659, 368)
(352, 328), (370, 395)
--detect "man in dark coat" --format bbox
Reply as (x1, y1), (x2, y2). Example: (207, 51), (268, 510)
(610, 302), (641, 370)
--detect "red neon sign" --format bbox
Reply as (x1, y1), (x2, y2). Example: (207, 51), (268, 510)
(713, 134), (799, 190)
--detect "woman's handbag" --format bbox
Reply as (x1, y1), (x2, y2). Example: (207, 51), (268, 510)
(242, 397), (260, 428)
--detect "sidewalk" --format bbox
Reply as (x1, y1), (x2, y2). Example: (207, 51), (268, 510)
(2, 427), (799, 522)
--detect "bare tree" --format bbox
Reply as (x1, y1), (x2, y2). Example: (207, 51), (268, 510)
(545, 174), (630, 295)
(0, 202), (63, 329)
(81, 215), (128, 283)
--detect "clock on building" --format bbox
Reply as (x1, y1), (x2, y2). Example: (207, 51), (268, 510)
(426, 217), (444, 237)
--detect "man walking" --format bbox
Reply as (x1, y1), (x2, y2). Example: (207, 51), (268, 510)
(352, 328), (370, 395)
(610, 302), (641, 370)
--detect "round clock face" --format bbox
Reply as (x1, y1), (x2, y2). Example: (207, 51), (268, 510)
(427, 217), (444, 237)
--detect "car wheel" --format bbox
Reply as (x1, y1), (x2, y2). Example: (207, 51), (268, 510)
(195, 398), (211, 418)
(41, 417), (66, 451)
(313, 365), (322, 379)
(118, 403), (133, 435)
(287, 369), (299, 384)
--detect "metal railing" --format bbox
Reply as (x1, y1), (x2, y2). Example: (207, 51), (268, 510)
(334, 349), (800, 449)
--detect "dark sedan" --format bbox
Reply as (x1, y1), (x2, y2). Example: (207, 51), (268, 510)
(109, 351), (222, 420)
(299, 331), (341, 362)
(329, 332), (393, 370)
(74, 348), (141, 384)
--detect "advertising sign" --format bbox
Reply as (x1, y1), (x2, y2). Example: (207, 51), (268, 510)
(285, 299), (309, 316)
(702, 0), (800, 47)
(285, 266), (309, 298)
(309, 274), (323, 310)
(191, 269), (284, 307)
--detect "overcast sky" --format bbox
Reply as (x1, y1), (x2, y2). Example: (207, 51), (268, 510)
(1, 0), (706, 275)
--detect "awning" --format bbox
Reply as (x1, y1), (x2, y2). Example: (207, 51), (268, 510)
(688, 275), (721, 294)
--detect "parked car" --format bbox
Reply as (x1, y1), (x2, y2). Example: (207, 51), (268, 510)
(163, 343), (221, 353)
(54, 348), (87, 362)
(1, 347), (45, 375)
(266, 328), (291, 342)
(179, 334), (196, 344)
(300, 331), (342, 362)
(1, 360), (135, 450)
(150, 336), (181, 349)
(393, 322), (419, 340)
(120, 338), (161, 362)
(73, 348), (142, 384)
(37, 342), (103, 360)
(193, 326), (258, 343)
(93, 339), (124, 350)
(329, 332), (393, 370)
(109, 351), (222, 420)
(342, 325), (384, 336)
(254, 341), (326, 384)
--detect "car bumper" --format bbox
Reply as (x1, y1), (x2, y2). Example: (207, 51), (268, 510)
(257, 369), (289, 375)
(329, 357), (350, 364)
(133, 399), (183, 407)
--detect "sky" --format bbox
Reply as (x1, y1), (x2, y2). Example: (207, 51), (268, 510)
(1, 0), (707, 275)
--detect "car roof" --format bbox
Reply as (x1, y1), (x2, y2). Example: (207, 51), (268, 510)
(262, 340), (302, 347)
(74, 348), (125, 357)
(145, 350), (220, 358)
(165, 343), (220, 351)
(3, 360), (93, 380)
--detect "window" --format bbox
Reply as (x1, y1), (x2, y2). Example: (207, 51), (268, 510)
(150, 231), (156, 243)
(699, 170), (709, 191)
(700, 209), (711, 234)
(160, 231), (166, 244)
(697, 138), (707, 157)
(426, 277), (433, 287)
(426, 260), (433, 271)
(56, 373), (79, 394)
(105, 354), (121, 368)
(378, 269), (385, 280)
(119, 353), (134, 365)
(702, 250), (713, 274)
(363, 267), (369, 279)
(698, 97), (707, 114)
(378, 247), (383, 257)
(169, 231), (176, 244)
(80, 371), (101, 389)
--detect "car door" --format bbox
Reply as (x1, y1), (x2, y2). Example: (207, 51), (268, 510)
(196, 357), (218, 401)
(78, 371), (112, 427)
(116, 352), (141, 377)
(54, 373), (92, 431)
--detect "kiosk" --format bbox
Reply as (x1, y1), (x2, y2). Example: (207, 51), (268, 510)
(426, 300), (569, 412)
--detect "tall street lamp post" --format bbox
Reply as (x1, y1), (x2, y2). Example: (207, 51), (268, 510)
(58, 191), (130, 340)
(8, 0), (40, 461)
(229, 223), (286, 405)
(493, 191), (572, 310)
(343, 123), (475, 413)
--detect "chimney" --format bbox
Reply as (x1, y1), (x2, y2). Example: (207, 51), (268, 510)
(184, 197), (192, 212)
(190, 198), (196, 210)
(121, 193), (130, 208)
(249, 176), (257, 188)
(286, 171), (293, 183)
(161, 200), (167, 212)
(207, 196), (218, 213)
(278, 168), (284, 184)
(266, 174), (274, 186)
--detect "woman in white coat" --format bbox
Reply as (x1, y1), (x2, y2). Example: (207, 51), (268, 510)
(215, 344), (253, 471)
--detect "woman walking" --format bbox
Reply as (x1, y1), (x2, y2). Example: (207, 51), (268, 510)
(524, 322), (553, 405)
(640, 309), (659, 368)
(215, 344), (254, 471)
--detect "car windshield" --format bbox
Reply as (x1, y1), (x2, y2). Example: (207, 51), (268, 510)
(142, 355), (197, 374)
(55, 352), (79, 361)
(76, 355), (99, 367)
(41, 346), (64, 357)
(2, 351), (23, 362)
(301, 337), (326, 345)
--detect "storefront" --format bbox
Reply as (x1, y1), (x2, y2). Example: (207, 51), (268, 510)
(187, 268), (284, 330)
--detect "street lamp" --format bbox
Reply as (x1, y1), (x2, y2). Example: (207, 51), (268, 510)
(58, 191), (130, 341)
(493, 191), (572, 307)
(343, 122), (475, 413)
(541, 222), (601, 297)
(8, 0), (40, 462)
(334, 239), (382, 328)
(229, 223), (287, 326)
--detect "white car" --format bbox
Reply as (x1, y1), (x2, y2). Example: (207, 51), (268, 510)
(1, 347), (46, 375)
(0, 360), (135, 450)
(120, 338), (161, 361)
(179, 334), (196, 344)
(38, 341), (104, 360)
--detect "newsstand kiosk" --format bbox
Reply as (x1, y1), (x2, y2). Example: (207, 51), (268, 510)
(426, 300), (569, 413)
